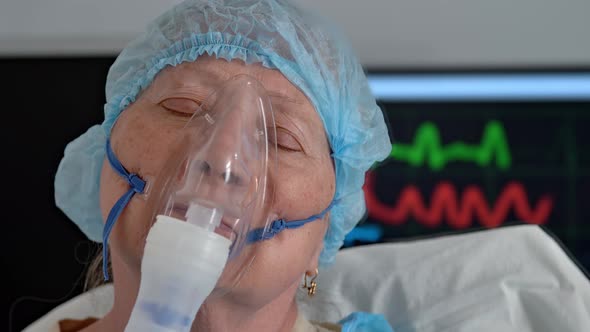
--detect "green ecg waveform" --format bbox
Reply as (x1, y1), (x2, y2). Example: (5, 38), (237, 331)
(390, 120), (512, 170)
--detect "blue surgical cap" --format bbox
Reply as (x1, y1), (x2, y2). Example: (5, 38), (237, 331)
(55, 0), (391, 266)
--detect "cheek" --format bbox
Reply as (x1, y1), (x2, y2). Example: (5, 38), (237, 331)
(277, 157), (336, 220)
(112, 109), (179, 177)
(98, 105), (185, 269)
(225, 218), (327, 306)
(222, 156), (334, 303)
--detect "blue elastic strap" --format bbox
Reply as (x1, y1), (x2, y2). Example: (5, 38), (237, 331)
(246, 199), (337, 243)
(103, 139), (146, 280)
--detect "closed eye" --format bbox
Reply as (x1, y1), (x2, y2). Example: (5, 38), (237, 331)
(160, 98), (202, 117)
(273, 127), (304, 152)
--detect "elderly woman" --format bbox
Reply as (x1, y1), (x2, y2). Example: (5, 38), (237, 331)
(51, 0), (391, 331)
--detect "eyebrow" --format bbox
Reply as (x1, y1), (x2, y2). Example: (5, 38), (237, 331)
(267, 91), (315, 140)
(267, 91), (305, 105)
(166, 64), (308, 116)
(169, 71), (304, 106)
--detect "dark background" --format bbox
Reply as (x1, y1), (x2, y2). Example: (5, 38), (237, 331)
(3, 58), (589, 331)
(4, 58), (111, 332)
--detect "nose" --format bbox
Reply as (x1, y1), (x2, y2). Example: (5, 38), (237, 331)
(184, 123), (258, 217)
(195, 158), (246, 188)
(199, 97), (262, 183)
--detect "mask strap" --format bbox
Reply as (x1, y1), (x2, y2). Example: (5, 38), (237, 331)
(102, 139), (146, 281)
(246, 199), (337, 243)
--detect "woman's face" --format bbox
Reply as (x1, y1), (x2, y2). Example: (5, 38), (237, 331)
(99, 56), (335, 306)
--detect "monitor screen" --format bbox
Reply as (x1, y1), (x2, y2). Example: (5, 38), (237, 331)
(349, 72), (590, 273)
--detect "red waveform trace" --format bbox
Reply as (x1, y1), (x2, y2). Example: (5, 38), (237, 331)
(364, 172), (554, 229)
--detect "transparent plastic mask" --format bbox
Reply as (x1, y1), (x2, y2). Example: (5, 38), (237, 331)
(142, 74), (276, 293)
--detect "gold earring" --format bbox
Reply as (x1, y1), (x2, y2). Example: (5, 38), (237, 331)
(302, 268), (319, 297)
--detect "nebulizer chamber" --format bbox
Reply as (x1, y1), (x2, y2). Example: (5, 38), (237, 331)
(125, 75), (276, 332)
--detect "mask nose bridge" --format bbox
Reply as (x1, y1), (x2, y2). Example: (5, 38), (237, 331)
(201, 106), (251, 184)
(191, 107), (265, 217)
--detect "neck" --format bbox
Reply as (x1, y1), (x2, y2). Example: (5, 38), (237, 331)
(88, 254), (300, 332)
(192, 283), (300, 332)
(84, 253), (141, 332)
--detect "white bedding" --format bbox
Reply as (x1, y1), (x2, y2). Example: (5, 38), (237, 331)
(25, 225), (590, 331)
(299, 225), (590, 331)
